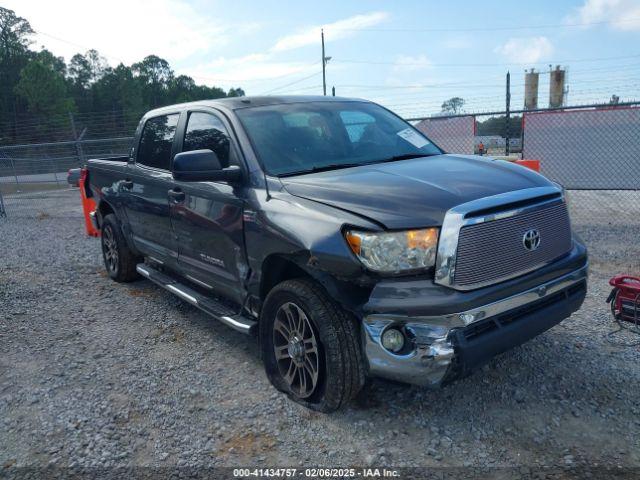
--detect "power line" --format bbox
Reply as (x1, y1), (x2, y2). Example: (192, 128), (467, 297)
(323, 16), (640, 33)
(260, 71), (323, 95)
(34, 28), (320, 87)
(378, 83), (640, 108)
(330, 74), (640, 98)
(35, 30), (127, 65)
(333, 53), (640, 68)
(189, 61), (322, 85)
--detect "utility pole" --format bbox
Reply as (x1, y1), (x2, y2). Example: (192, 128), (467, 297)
(505, 71), (511, 156)
(321, 29), (327, 96)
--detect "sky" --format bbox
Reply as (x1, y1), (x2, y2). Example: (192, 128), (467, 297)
(4, 0), (640, 117)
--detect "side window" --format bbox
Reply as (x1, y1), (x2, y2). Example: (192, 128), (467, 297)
(183, 112), (234, 168)
(137, 114), (179, 170)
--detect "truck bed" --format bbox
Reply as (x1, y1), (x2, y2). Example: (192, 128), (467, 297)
(86, 156), (130, 198)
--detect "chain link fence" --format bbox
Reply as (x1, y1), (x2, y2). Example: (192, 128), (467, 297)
(411, 104), (639, 211)
(410, 103), (640, 270)
(0, 137), (133, 219)
(0, 109), (135, 219)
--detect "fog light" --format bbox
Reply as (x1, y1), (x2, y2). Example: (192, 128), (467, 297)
(381, 328), (405, 353)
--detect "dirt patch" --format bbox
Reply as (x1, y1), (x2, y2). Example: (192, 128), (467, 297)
(127, 287), (158, 298)
(219, 432), (277, 459)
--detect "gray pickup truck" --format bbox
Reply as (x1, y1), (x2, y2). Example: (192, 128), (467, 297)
(86, 96), (588, 412)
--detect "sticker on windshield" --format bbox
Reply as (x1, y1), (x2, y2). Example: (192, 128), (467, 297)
(397, 128), (430, 148)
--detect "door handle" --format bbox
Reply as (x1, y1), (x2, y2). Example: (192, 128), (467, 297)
(122, 179), (133, 189)
(168, 188), (185, 203)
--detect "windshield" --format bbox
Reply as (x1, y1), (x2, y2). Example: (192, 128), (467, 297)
(236, 101), (442, 176)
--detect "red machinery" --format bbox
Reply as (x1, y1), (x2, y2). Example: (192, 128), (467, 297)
(608, 275), (640, 325)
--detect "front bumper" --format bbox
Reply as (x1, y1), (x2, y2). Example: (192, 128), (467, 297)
(362, 260), (588, 387)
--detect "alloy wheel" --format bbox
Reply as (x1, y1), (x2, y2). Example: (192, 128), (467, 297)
(273, 302), (320, 398)
(102, 225), (119, 274)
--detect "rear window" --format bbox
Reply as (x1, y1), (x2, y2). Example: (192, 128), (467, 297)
(137, 114), (179, 170)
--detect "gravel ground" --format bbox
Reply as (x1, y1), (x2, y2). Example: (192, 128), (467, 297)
(1, 189), (639, 475)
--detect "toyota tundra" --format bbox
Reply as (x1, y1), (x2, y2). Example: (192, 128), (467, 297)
(85, 96), (588, 412)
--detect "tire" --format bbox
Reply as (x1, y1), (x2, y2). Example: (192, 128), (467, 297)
(101, 214), (140, 282)
(260, 278), (366, 412)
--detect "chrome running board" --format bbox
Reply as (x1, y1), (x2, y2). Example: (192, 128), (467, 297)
(135, 264), (257, 335)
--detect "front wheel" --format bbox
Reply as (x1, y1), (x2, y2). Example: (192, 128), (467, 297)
(260, 278), (366, 412)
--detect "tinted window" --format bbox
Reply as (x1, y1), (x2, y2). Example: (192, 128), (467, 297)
(137, 114), (179, 170)
(340, 111), (375, 142)
(183, 112), (233, 168)
(236, 101), (442, 176)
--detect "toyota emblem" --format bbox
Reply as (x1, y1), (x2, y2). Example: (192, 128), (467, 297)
(523, 229), (541, 251)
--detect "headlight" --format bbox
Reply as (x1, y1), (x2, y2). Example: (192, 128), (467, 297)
(345, 228), (439, 273)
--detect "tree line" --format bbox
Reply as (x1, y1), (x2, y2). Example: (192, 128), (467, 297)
(0, 7), (244, 145)
(440, 97), (522, 137)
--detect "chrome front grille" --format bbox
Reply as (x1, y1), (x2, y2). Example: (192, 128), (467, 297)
(453, 201), (572, 288)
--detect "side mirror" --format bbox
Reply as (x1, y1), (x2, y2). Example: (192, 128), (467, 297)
(172, 149), (242, 182)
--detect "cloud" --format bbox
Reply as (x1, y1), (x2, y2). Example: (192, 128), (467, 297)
(392, 54), (431, 72)
(183, 54), (321, 89)
(495, 37), (554, 64)
(271, 11), (389, 52)
(567, 0), (640, 31)
(3, 0), (257, 64)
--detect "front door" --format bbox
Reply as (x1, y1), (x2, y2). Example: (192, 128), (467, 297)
(123, 113), (180, 266)
(169, 110), (248, 304)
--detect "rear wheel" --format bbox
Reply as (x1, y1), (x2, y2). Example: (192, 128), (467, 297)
(101, 214), (140, 282)
(260, 278), (365, 412)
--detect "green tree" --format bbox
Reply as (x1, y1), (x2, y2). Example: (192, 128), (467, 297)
(1, 6), (245, 144)
(0, 7), (34, 139)
(476, 115), (522, 138)
(68, 49), (108, 111)
(227, 87), (245, 97)
(15, 55), (76, 117)
(85, 49), (108, 83)
(33, 49), (67, 76)
(93, 63), (145, 130)
(192, 84), (226, 100)
(441, 97), (465, 114)
(132, 55), (174, 108)
(168, 75), (196, 103)
(68, 53), (92, 89)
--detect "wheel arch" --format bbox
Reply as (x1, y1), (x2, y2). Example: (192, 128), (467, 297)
(97, 199), (115, 226)
(97, 199), (140, 256)
(258, 253), (370, 317)
(260, 254), (310, 301)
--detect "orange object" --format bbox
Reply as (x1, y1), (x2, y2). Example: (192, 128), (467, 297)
(515, 159), (540, 172)
(79, 168), (100, 237)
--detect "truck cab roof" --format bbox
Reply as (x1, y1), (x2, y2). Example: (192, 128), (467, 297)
(144, 95), (367, 117)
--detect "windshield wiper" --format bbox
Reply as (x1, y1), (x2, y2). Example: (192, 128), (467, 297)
(278, 153), (438, 177)
(279, 163), (362, 177)
(371, 152), (438, 163)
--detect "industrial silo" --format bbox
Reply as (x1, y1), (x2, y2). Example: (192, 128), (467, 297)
(524, 69), (539, 110)
(549, 65), (566, 108)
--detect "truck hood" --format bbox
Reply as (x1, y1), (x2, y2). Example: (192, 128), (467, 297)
(280, 154), (552, 229)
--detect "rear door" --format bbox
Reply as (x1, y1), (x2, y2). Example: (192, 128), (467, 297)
(124, 113), (180, 265)
(169, 109), (248, 304)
